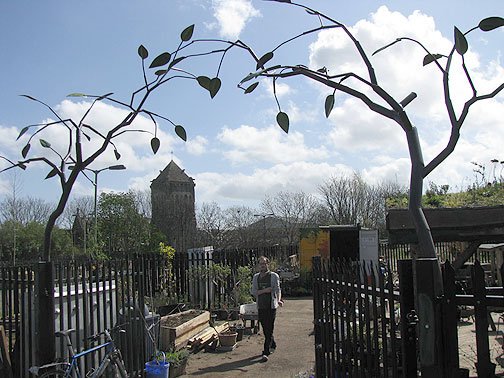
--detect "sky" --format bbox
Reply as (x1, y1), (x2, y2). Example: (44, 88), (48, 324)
(0, 0), (503, 213)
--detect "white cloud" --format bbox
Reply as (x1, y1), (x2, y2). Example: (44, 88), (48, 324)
(217, 124), (330, 164)
(210, 0), (261, 40)
(186, 135), (208, 155)
(194, 161), (355, 204)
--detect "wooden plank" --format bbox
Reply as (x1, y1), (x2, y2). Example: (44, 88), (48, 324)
(386, 206), (504, 243)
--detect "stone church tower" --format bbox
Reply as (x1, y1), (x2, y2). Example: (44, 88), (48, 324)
(150, 160), (196, 253)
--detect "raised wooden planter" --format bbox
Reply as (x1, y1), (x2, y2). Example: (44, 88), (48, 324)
(160, 310), (210, 351)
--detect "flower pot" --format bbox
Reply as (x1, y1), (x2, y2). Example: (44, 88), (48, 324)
(168, 358), (188, 378)
(218, 331), (238, 347)
(235, 326), (245, 341)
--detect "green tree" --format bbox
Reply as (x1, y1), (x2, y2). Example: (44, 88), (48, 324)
(0, 220), (71, 261)
(97, 191), (151, 256)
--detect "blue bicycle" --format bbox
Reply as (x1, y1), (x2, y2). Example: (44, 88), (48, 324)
(29, 326), (128, 378)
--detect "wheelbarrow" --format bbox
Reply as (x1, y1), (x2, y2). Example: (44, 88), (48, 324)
(239, 303), (259, 334)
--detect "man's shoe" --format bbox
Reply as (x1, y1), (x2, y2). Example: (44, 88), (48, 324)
(261, 354), (269, 362)
(270, 343), (277, 352)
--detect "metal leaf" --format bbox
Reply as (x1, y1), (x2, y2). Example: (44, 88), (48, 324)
(244, 82), (259, 94)
(138, 45), (148, 59)
(168, 56), (185, 69)
(45, 168), (58, 180)
(479, 17), (504, 32)
(22, 144), (31, 158)
(17, 127), (29, 141)
(325, 95), (334, 118)
(67, 93), (88, 97)
(40, 139), (51, 148)
(151, 137), (160, 154)
(155, 70), (167, 76)
(181, 24), (195, 42)
(209, 78), (221, 99)
(372, 39), (401, 56)
(114, 150), (121, 160)
(454, 27), (468, 55)
(256, 52), (274, 70)
(197, 76), (211, 90)
(175, 125), (187, 142)
(423, 53), (444, 66)
(149, 52), (172, 68)
(20, 94), (38, 101)
(276, 112), (289, 133)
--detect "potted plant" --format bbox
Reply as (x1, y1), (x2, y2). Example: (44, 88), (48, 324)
(164, 349), (190, 378)
(218, 330), (238, 347)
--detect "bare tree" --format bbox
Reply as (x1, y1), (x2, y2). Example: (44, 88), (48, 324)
(131, 189), (152, 219)
(318, 172), (405, 232)
(196, 201), (227, 248)
(260, 190), (322, 245)
(224, 205), (259, 248)
(60, 195), (94, 230)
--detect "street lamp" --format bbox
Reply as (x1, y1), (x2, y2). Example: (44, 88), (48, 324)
(254, 213), (274, 247)
(69, 164), (126, 244)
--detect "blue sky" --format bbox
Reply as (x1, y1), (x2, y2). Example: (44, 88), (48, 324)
(0, 0), (503, 212)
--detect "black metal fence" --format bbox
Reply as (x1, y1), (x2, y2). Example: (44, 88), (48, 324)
(0, 245), (294, 378)
(312, 257), (504, 377)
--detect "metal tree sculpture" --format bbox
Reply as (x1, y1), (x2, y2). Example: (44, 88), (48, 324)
(1, 26), (258, 262)
(238, 1), (504, 264)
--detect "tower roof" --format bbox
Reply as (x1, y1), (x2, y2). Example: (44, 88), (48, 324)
(151, 160), (194, 185)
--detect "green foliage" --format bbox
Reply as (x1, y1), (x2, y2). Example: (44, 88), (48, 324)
(0, 220), (72, 260)
(150, 242), (177, 306)
(232, 266), (253, 305)
(97, 191), (151, 256)
(387, 160), (504, 209)
(155, 349), (189, 367)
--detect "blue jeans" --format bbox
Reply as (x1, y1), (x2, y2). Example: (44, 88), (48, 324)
(258, 308), (277, 355)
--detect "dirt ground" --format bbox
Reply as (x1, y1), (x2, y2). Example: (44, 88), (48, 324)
(181, 297), (315, 378)
(179, 298), (504, 377)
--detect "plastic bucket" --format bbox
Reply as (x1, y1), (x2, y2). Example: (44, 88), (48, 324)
(145, 352), (170, 378)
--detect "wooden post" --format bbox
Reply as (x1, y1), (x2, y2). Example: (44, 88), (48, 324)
(398, 259), (418, 377)
(35, 261), (55, 365)
(414, 258), (444, 378)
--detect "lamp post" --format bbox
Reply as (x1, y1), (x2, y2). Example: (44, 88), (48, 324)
(69, 164), (126, 244)
(254, 213), (274, 247)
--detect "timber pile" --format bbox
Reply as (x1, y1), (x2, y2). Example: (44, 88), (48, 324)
(187, 322), (229, 351)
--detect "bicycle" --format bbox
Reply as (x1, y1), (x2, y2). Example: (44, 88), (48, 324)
(29, 325), (129, 378)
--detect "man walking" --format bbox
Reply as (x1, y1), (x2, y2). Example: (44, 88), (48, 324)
(252, 256), (283, 362)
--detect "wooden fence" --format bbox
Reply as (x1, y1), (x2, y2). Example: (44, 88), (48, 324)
(312, 257), (504, 377)
(379, 241), (493, 272)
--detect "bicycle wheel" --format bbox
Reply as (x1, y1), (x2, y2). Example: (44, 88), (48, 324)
(109, 354), (129, 378)
(37, 368), (67, 378)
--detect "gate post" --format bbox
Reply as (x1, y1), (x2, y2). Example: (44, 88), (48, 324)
(398, 259), (417, 377)
(414, 258), (444, 378)
(35, 261), (56, 364)
(311, 256), (325, 378)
